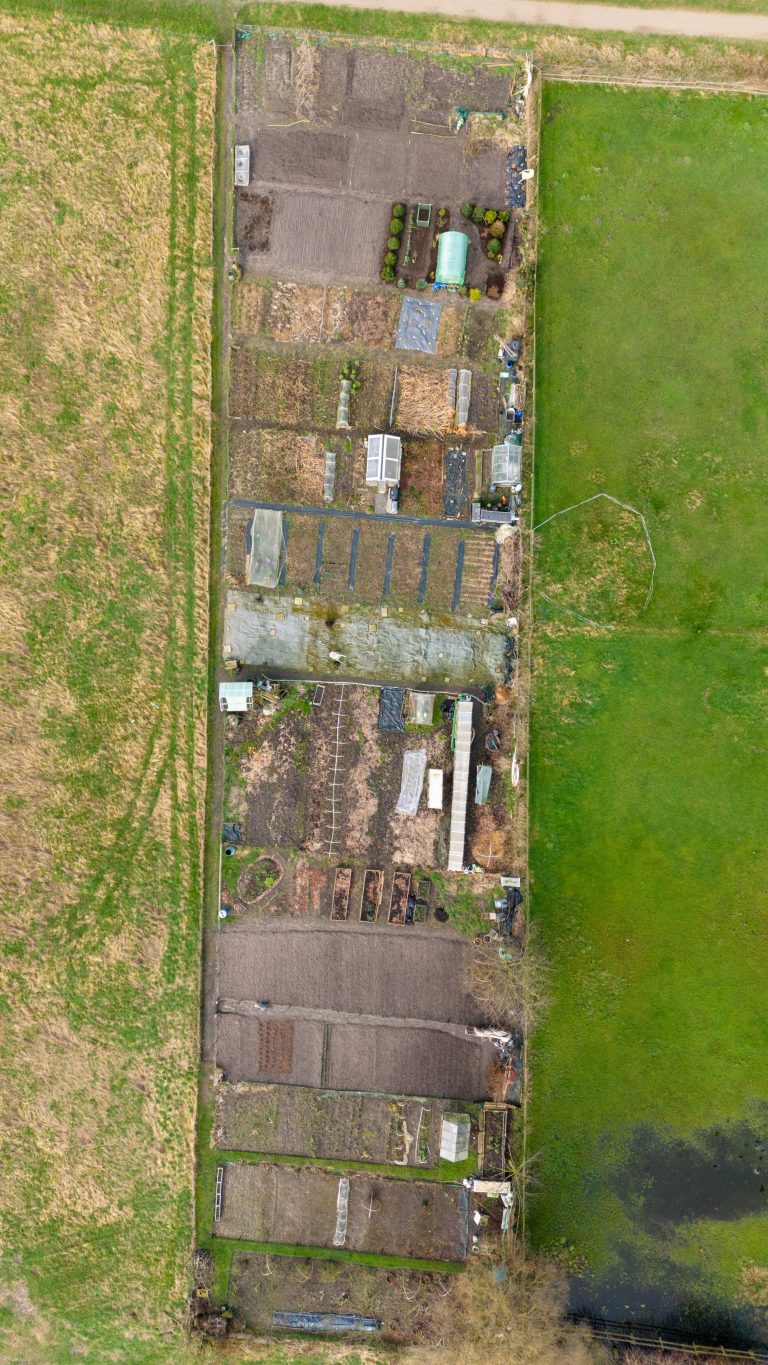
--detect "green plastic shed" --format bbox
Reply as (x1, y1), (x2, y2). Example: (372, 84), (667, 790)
(435, 230), (469, 287)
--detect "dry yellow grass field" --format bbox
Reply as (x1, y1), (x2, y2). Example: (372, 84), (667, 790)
(0, 12), (213, 1362)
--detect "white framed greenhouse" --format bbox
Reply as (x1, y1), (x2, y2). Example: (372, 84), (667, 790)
(365, 433), (402, 486)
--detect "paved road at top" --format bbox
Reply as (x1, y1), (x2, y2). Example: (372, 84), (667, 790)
(290, 0), (768, 43)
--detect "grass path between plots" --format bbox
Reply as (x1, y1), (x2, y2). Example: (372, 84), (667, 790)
(529, 82), (768, 1347)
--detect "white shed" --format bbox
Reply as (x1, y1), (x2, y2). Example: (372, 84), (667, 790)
(219, 681), (254, 713)
(366, 433), (402, 487)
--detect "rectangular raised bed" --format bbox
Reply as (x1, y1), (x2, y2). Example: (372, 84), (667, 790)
(388, 871), (412, 925)
(359, 869), (383, 923)
(332, 867), (352, 921)
(478, 1104), (510, 1181)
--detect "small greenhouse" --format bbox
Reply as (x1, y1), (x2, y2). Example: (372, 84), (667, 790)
(366, 433), (402, 486)
(491, 440), (522, 488)
(435, 231), (469, 288)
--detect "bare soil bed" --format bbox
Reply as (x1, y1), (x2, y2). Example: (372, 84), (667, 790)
(217, 922), (479, 1025)
(235, 37), (516, 285)
(239, 189), (385, 282)
(230, 1251), (448, 1343)
(216, 1083), (446, 1166)
(217, 1162), (468, 1262)
(399, 440), (446, 518)
(241, 39), (515, 137)
(225, 684), (452, 868)
(217, 1013), (496, 1100)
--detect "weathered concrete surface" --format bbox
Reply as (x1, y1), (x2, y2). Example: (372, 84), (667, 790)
(225, 588), (509, 687)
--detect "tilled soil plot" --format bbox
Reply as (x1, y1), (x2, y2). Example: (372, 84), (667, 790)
(217, 1162), (468, 1262)
(230, 1252), (448, 1342)
(217, 1013), (495, 1099)
(327, 1023), (494, 1100)
(217, 922), (478, 1024)
(246, 39), (514, 134)
(241, 190), (385, 282)
(217, 1014), (325, 1087)
(399, 440), (445, 518)
(216, 1083), (446, 1166)
(304, 685), (450, 866)
(230, 708), (311, 850)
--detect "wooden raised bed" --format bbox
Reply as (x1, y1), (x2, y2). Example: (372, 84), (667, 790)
(332, 866), (352, 921)
(359, 869), (383, 923)
(478, 1104), (510, 1181)
(388, 871), (412, 925)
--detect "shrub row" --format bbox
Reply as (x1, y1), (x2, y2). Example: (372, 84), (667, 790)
(460, 202), (511, 259)
(381, 202), (406, 282)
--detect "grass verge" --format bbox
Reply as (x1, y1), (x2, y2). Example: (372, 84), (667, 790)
(0, 14), (213, 1363)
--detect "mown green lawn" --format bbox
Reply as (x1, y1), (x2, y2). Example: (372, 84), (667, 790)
(530, 84), (768, 1344)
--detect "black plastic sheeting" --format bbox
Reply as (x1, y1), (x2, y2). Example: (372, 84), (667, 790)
(505, 145), (527, 210)
(378, 687), (405, 732)
(443, 447), (468, 518)
(272, 1312), (381, 1334)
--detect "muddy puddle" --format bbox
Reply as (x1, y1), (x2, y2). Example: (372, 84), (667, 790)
(569, 1108), (768, 1349)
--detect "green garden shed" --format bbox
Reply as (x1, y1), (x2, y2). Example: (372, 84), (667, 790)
(435, 230), (469, 287)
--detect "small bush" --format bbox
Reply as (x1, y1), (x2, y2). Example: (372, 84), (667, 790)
(416, 278), (428, 291)
(392, 202), (406, 219)
(487, 239), (502, 259)
(484, 209), (497, 225)
(389, 218), (403, 236)
(438, 207), (447, 218)
(384, 251), (397, 267)
(469, 287), (482, 302)
(397, 278), (406, 289)
(460, 200), (474, 219)
(387, 236), (401, 252)
(380, 265), (395, 282)
(490, 220), (506, 240)
(472, 205), (486, 225)
(499, 209), (511, 223)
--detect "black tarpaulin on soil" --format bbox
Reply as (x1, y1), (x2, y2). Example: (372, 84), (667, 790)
(505, 145), (527, 210)
(378, 687), (405, 732)
(444, 447), (468, 518)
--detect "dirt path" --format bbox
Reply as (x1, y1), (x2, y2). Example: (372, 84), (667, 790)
(288, 0), (768, 42)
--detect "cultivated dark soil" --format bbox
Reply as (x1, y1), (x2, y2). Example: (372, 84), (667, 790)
(217, 1162), (468, 1261)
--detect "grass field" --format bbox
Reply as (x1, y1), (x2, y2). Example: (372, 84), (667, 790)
(530, 83), (768, 1344)
(0, 12), (214, 1363)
